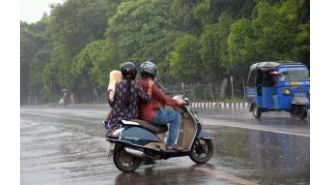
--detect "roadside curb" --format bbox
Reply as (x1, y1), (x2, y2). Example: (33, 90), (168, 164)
(191, 102), (249, 110)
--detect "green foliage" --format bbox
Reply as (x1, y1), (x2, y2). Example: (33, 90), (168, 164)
(194, 0), (256, 27)
(90, 42), (121, 88)
(193, 0), (213, 26)
(106, 0), (171, 61)
(200, 12), (234, 81)
(71, 40), (122, 91)
(228, 0), (310, 68)
(170, 0), (200, 34)
(20, 0), (310, 103)
(50, 0), (109, 55)
(42, 61), (61, 102)
(169, 34), (202, 82)
(71, 41), (99, 90)
(228, 18), (255, 65)
(42, 0), (111, 102)
(20, 16), (52, 103)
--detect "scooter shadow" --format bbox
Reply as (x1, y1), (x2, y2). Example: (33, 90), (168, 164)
(250, 111), (310, 126)
(114, 163), (215, 185)
(253, 116), (309, 127)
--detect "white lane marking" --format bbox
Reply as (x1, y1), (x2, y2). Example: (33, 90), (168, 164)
(200, 118), (309, 138)
(195, 166), (260, 185)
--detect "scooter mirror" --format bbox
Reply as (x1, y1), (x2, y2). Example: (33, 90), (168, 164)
(184, 97), (189, 105)
(173, 94), (183, 100)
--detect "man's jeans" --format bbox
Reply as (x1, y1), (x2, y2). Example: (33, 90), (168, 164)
(153, 107), (182, 147)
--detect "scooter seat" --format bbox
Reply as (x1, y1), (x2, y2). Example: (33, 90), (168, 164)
(129, 119), (168, 134)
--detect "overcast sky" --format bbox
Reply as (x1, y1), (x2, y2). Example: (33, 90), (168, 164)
(20, 0), (64, 23)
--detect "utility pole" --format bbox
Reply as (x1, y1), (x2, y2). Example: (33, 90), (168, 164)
(242, 77), (246, 98)
(230, 75), (234, 99)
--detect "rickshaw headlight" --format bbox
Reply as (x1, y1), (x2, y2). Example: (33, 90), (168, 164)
(282, 88), (291, 95)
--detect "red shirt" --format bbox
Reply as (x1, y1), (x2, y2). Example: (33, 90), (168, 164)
(139, 77), (178, 122)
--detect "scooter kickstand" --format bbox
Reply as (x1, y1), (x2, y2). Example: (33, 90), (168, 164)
(107, 143), (114, 158)
(108, 149), (114, 158)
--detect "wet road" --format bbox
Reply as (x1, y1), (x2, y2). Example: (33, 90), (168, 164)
(21, 105), (309, 185)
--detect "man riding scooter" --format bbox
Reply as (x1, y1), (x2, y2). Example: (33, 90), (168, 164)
(106, 61), (214, 172)
(139, 60), (186, 151)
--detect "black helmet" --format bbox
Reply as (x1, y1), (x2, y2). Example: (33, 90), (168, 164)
(140, 60), (157, 79)
(120, 61), (137, 80)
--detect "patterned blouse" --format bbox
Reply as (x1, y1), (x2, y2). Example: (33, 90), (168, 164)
(109, 80), (150, 129)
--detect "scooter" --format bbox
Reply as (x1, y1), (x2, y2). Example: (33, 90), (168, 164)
(106, 95), (214, 172)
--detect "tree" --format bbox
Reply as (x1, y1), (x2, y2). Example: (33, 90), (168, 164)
(42, 61), (61, 102)
(20, 0), (310, 102)
(20, 22), (32, 103)
(200, 12), (234, 81)
(20, 15), (52, 104)
(227, 18), (255, 68)
(70, 40), (118, 102)
(50, 0), (110, 55)
(169, 34), (203, 83)
(89, 41), (122, 88)
(170, 0), (201, 34)
(193, 0), (256, 27)
(228, 0), (310, 68)
(106, 0), (171, 62)
(42, 0), (111, 102)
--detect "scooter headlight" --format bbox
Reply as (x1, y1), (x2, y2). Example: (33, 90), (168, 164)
(282, 88), (291, 95)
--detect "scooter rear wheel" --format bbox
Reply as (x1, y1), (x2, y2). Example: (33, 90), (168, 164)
(113, 145), (141, 172)
(189, 138), (214, 164)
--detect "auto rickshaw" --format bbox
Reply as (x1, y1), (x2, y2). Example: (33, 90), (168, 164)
(246, 61), (310, 120)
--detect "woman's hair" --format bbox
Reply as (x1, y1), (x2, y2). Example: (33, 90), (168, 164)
(107, 70), (122, 91)
(120, 62), (137, 107)
(123, 79), (132, 107)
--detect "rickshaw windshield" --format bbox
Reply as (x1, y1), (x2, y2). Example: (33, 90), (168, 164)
(279, 68), (309, 81)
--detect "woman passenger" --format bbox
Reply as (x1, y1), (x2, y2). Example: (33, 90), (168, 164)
(107, 62), (152, 137)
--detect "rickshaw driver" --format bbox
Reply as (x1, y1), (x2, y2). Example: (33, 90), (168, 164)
(264, 69), (281, 87)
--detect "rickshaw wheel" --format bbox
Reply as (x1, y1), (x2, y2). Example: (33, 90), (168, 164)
(298, 108), (307, 120)
(252, 104), (262, 119)
(290, 106), (307, 120)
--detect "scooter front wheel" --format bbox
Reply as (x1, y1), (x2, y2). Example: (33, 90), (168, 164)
(189, 138), (214, 164)
(113, 144), (141, 172)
